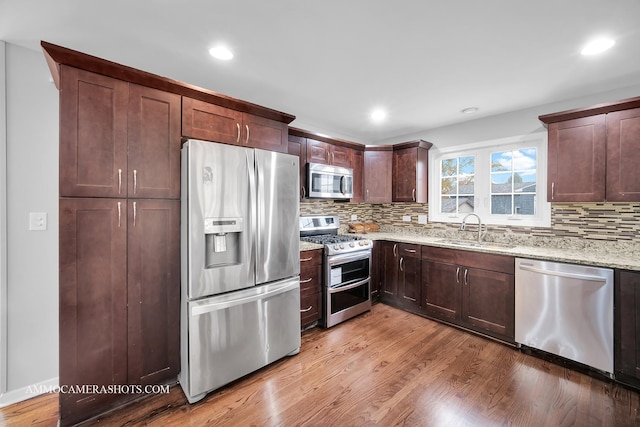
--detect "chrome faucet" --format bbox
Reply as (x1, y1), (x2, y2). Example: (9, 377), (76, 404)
(460, 213), (487, 242)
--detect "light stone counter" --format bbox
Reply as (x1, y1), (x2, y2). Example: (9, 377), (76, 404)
(300, 241), (323, 252)
(361, 232), (640, 272)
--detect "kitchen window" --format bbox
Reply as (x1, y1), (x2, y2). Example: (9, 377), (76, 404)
(429, 132), (550, 227)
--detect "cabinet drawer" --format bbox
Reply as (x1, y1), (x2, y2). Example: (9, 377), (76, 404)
(398, 243), (421, 258)
(300, 264), (322, 293)
(300, 291), (321, 325)
(300, 249), (323, 266)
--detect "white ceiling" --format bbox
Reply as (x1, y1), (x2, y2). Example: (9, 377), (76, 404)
(2, 0), (640, 144)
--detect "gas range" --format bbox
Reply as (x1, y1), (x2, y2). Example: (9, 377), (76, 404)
(299, 216), (372, 256)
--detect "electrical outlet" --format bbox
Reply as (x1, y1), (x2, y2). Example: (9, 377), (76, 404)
(418, 215), (428, 225)
(29, 212), (47, 231)
(351, 214), (358, 221)
(402, 215), (411, 222)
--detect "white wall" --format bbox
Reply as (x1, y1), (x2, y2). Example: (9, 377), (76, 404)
(385, 84), (640, 147)
(1, 41), (8, 395)
(0, 42), (58, 405)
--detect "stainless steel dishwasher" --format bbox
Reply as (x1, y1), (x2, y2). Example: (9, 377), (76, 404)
(515, 258), (613, 374)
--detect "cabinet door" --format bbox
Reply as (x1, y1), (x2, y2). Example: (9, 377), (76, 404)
(307, 139), (330, 164)
(615, 270), (640, 383)
(393, 147), (429, 202)
(300, 263), (322, 326)
(127, 200), (180, 386)
(59, 198), (128, 425)
(60, 66), (128, 198)
(330, 145), (353, 168)
(606, 108), (640, 202)
(364, 150), (392, 203)
(398, 250), (421, 310)
(422, 260), (460, 321)
(462, 267), (514, 339)
(243, 113), (288, 153)
(128, 85), (181, 199)
(288, 135), (307, 200)
(351, 149), (364, 202)
(381, 242), (399, 302)
(181, 97), (243, 145)
(370, 240), (381, 301)
(547, 115), (606, 202)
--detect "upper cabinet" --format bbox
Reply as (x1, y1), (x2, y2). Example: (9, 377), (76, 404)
(392, 140), (433, 203)
(540, 96), (640, 202)
(182, 97), (289, 153)
(59, 66), (181, 199)
(364, 147), (392, 203)
(306, 138), (353, 168)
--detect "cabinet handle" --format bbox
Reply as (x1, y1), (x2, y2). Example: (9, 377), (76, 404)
(300, 306), (313, 313)
(551, 182), (555, 200)
(301, 277), (313, 284)
(117, 202), (122, 228)
(399, 257), (404, 272)
(300, 256), (313, 262)
(133, 201), (137, 227)
(133, 170), (137, 194)
(456, 266), (460, 284)
(366, 189), (369, 200)
(464, 268), (469, 286)
(393, 244), (398, 257)
(403, 248), (417, 253)
(245, 124), (250, 145)
(326, 151), (330, 163)
(412, 188), (416, 202)
(118, 169), (122, 194)
(301, 186), (306, 199)
(236, 123), (241, 143)
(332, 152), (335, 164)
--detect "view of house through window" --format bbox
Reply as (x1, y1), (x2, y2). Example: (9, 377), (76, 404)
(431, 133), (550, 227)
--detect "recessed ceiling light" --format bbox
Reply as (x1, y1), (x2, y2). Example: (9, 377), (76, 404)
(209, 46), (234, 60)
(371, 109), (387, 122)
(581, 38), (615, 56)
(461, 107), (478, 114)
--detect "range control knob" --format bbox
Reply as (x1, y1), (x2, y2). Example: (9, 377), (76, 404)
(333, 244), (340, 251)
(339, 244), (345, 249)
(349, 242), (355, 248)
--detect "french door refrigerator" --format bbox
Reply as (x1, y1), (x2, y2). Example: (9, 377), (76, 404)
(179, 139), (301, 403)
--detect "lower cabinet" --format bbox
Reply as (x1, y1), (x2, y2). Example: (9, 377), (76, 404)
(379, 241), (422, 311)
(615, 269), (640, 387)
(370, 241), (382, 302)
(300, 249), (323, 328)
(59, 198), (179, 426)
(421, 246), (515, 342)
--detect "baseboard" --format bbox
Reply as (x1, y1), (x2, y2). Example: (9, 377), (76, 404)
(0, 376), (59, 407)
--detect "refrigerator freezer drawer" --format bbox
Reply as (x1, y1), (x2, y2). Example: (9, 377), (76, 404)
(182, 278), (301, 402)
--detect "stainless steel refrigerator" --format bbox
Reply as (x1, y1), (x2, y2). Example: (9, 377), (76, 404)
(179, 139), (301, 403)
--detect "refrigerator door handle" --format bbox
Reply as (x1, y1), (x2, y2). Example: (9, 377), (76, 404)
(247, 151), (257, 276)
(191, 280), (299, 316)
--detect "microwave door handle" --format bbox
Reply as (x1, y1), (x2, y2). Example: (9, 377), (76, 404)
(340, 175), (345, 194)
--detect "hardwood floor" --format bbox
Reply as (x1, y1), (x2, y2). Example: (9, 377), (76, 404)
(2, 303), (640, 426)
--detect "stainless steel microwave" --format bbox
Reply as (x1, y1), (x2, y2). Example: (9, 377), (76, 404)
(307, 163), (353, 199)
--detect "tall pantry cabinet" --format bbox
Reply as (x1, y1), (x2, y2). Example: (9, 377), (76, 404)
(57, 65), (181, 425)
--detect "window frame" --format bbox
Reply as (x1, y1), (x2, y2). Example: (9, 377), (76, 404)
(429, 132), (550, 228)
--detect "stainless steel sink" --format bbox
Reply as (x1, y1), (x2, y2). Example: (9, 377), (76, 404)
(436, 239), (515, 250)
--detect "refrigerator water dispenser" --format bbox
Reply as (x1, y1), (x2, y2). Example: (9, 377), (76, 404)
(204, 217), (243, 268)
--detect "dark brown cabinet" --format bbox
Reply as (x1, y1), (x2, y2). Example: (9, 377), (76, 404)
(351, 149), (365, 202)
(60, 66), (181, 199)
(288, 134), (307, 200)
(182, 97), (289, 153)
(422, 246), (515, 342)
(606, 108), (640, 201)
(392, 140), (432, 203)
(380, 241), (399, 301)
(615, 270), (640, 388)
(541, 97), (640, 202)
(379, 241), (421, 311)
(306, 138), (353, 167)
(547, 115), (607, 202)
(364, 148), (392, 203)
(300, 249), (323, 328)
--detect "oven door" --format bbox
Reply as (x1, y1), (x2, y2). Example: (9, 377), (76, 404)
(324, 251), (371, 328)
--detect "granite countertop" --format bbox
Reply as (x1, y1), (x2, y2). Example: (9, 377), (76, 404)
(301, 232), (640, 272)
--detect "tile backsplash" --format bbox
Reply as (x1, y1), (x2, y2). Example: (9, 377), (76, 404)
(300, 200), (640, 246)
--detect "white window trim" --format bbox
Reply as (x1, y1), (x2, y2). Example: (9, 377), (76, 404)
(429, 132), (550, 228)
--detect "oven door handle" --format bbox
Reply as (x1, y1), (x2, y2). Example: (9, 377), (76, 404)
(328, 278), (370, 294)
(327, 251), (371, 266)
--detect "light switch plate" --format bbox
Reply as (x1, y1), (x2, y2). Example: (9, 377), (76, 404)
(418, 215), (428, 225)
(29, 212), (47, 231)
(351, 214), (358, 221)
(402, 215), (412, 222)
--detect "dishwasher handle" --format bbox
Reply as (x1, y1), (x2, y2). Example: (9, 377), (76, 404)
(518, 263), (607, 283)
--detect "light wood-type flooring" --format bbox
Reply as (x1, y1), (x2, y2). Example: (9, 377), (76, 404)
(2, 303), (640, 426)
